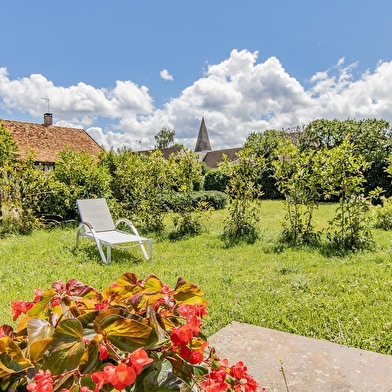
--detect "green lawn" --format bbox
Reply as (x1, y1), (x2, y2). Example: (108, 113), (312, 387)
(1, 200), (392, 354)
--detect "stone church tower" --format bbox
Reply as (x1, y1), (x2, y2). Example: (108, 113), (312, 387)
(194, 117), (212, 161)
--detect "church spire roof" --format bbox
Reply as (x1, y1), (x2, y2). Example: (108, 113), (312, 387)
(194, 117), (212, 152)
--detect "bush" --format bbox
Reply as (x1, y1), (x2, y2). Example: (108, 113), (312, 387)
(192, 191), (228, 210)
(204, 170), (229, 192)
(158, 191), (228, 212)
(0, 273), (259, 391)
(219, 149), (265, 245)
(53, 148), (113, 220)
(169, 201), (212, 240)
(371, 196), (392, 230)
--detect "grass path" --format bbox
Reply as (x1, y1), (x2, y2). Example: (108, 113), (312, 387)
(1, 200), (392, 354)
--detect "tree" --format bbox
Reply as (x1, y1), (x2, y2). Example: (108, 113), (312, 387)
(321, 138), (380, 251)
(219, 148), (265, 245)
(244, 129), (288, 199)
(154, 127), (175, 149)
(272, 140), (323, 245)
(167, 148), (210, 239)
(299, 118), (392, 195)
(0, 122), (18, 167)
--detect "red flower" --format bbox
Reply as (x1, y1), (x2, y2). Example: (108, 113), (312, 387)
(230, 361), (247, 379)
(112, 363), (136, 390)
(11, 300), (34, 321)
(26, 369), (54, 392)
(128, 347), (153, 375)
(200, 378), (230, 391)
(229, 361), (259, 392)
(189, 349), (204, 365)
(170, 324), (193, 346)
(91, 363), (136, 391)
(94, 299), (110, 311)
(178, 304), (208, 319)
(98, 345), (108, 361)
(33, 288), (43, 302)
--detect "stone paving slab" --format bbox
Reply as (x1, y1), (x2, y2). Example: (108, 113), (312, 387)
(208, 322), (392, 392)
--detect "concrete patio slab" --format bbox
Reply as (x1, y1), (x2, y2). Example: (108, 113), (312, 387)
(208, 322), (392, 392)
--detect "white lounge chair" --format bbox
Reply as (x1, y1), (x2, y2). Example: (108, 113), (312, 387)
(76, 198), (152, 264)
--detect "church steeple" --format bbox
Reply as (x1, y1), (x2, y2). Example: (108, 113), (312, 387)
(194, 117), (212, 153)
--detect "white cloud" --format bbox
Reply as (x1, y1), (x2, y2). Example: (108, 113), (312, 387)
(1, 50), (392, 151)
(160, 69), (173, 81)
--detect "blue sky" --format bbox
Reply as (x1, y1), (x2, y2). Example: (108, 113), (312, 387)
(1, 0), (391, 150)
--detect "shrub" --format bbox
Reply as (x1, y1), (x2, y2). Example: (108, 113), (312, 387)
(321, 139), (381, 251)
(160, 191), (228, 211)
(371, 196), (392, 230)
(54, 148), (113, 220)
(219, 149), (265, 245)
(169, 201), (212, 240)
(272, 141), (322, 246)
(204, 170), (229, 192)
(0, 273), (259, 391)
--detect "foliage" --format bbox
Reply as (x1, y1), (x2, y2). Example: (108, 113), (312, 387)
(169, 201), (212, 241)
(0, 122), (24, 233)
(168, 149), (210, 239)
(204, 170), (229, 193)
(244, 130), (288, 199)
(0, 273), (259, 391)
(154, 127), (176, 149)
(298, 118), (392, 196)
(0, 121), (19, 167)
(53, 149), (112, 220)
(103, 148), (170, 232)
(190, 191), (228, 210)
(320, 139), (380, 251)
(272, 140), (322, 245)
(160, 191), (228, 212)
(370, 196), (392, 230)
(219, 149), (264, 245)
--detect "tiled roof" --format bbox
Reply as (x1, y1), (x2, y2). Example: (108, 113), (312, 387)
(203, 147), (242, 169)
(1, 119), (103, 163)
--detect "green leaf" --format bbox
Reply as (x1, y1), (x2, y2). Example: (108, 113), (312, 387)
(139, 360), (192, 392)
(27, 318), (54, 345)
(17, 289), (56, 332)
(29, 339), (53, 363)
(173, 278), (208, 306)
(27, 289), (56, 317)
(44, 319), (85, 374)
(79, 338), (100, 374)
(0, 337), (33, 373)
(97, 313), (155, 352)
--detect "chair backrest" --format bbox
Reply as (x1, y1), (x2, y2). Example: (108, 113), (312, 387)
(77, 198), (116, 232)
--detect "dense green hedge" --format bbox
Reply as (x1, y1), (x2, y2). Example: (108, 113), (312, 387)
(158, 190), (228, 212)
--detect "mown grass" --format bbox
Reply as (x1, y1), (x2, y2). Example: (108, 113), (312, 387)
(1, 200), (392, 354)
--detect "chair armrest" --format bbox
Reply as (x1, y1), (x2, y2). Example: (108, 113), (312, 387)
(80, 221), (93, 230)
(114, 218), (140, 236)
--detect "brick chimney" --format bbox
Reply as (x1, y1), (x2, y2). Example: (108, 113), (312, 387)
(43, 113), (53, 126)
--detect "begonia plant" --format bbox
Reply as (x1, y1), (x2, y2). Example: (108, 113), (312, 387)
(0, 273), (260, 391)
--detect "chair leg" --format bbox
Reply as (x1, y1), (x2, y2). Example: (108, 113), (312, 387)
(107, 245), (112, 264)
(148, 239), (153, 259)
(95, 239), (108, 264)
(140, 243), (148, 260)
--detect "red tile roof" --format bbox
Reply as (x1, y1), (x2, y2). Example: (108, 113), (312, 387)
(1, 119), (103, 163)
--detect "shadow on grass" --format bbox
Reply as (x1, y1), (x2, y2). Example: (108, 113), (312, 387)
(71, 244), (146, 265)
